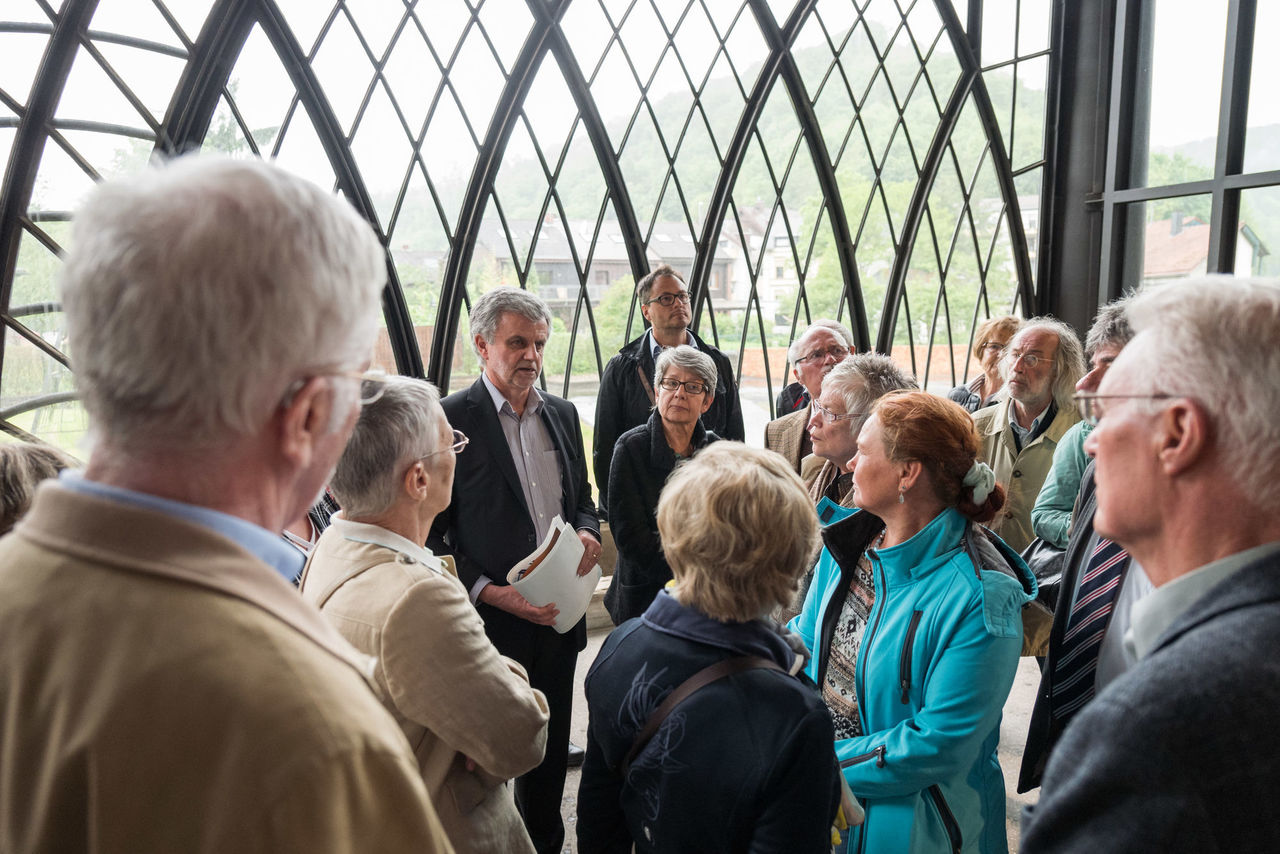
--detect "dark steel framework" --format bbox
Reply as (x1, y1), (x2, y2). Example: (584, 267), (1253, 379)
(1, 0), (1059, 446)
(1043, 0), (1280, 330)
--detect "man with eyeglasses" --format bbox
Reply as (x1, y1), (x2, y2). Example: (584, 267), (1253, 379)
(971, 318), (1085, 553)
(301, 376), (550, 854)
(593, 264), (744, 516)
(0, 157), (453, 852)
(1022, 277), (1280, 853)
(1018, 297), (1154, 793)
(429, 286), (600, 854)
(764, 320), (855, 474)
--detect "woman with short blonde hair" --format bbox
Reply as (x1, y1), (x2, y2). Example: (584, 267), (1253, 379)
(949, 314), (1021, 412)
(580, 443), (841, 853)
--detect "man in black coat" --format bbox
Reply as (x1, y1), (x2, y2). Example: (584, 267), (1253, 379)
(428, 287), (601, 854)
(1021, 277), (1280, 852)
(592, 265), (743, 514)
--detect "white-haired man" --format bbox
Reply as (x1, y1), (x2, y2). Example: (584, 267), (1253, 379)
(972, 317), (1085, 552)
(764, 319), (854, 473)
(429, 287), (600, 854)
(0, 157), (451, 852)
(1022, 277), (1280, 851)
(300, 376), (550, 854)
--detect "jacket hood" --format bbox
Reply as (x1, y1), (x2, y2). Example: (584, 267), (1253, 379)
(640, 589), (800, 672)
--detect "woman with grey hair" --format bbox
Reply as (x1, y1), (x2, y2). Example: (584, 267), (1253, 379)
(603, 345), (722, 624)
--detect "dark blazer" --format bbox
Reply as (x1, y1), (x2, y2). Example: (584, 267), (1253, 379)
(1021, 545), (1280, 851)
(1018, 462), (1132, 792)
(593, 329), (743, 515)
(428, 378), (599, 651)
(603, 410), (718, 624)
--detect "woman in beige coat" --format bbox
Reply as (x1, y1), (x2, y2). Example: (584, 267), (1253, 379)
(300, 376), (549, 854)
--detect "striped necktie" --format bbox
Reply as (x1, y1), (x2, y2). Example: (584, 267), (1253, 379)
(1050, 537), (1128, 720)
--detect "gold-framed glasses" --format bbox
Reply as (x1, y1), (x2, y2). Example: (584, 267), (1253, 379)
(811, 398), (864, 422)
(421, 429), (470, 458)
(1004, 350), (1055, 369)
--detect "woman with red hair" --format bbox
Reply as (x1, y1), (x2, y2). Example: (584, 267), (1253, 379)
(790, 390), (1036, 853)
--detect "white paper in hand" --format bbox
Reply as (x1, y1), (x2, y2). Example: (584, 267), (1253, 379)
(506, 516), (601, 633)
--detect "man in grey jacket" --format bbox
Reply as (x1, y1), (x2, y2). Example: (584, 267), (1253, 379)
(1021, 276), (1280, 852)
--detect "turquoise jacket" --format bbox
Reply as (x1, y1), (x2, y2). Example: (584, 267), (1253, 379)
(789, 501), (1035, 854)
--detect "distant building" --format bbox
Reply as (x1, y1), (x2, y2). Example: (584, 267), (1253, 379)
(1143, 214), (1269, 284)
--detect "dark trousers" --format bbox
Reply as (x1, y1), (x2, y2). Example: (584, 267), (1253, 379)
(489, 614), (579, 854)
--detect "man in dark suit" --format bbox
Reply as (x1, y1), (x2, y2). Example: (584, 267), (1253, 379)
(429, 286), (600, 854)
(1021, 277), (1280, 851)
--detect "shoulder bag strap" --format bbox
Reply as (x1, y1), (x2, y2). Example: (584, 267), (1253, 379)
(621, 655), (782, 774)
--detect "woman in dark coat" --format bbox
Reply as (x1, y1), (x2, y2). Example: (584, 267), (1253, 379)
(603, 344), (720, 624)
(579, 443), (842, 854)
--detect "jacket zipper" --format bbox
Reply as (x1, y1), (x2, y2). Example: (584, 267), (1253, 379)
(927, 784), (963, 854)
(855, 552), (887, 736)
(899, 610), (923, 704)
(839, 745), (886, 768)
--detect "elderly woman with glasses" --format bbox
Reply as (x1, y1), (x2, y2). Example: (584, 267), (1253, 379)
(579, 443), (842, 853)
(948, 315), (1022, 412)
(299, 376), (550, 854)
(603, 345), (723, 624)
(790, 391), (1036, 854)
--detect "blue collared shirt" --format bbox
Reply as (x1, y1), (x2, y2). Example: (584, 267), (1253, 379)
(647, 328), (691, 362)
(59, 471), (305, 583)
(1010, 399), (1056, 452)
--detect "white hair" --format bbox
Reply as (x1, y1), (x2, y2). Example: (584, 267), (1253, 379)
(60, 155), (385, 448)
(1002, 316), (1086, 408)
(469, 286), (554, 359)
(331, 377), (449, 518)
(820, 352), (917, 437)
(787, 319), (855, 363)
(654, 345), (717, 392)
(1124, 276), (1280, 508)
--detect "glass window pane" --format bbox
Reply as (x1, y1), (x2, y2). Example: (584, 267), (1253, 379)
(1117, 196), (1213, 290)
(1237, 187), (1280, 277)
(1244, 0), (1280, 173)
(1128, 0), (1227, 189)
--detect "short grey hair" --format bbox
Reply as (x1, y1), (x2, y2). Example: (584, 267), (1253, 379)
(635, 264), (686, 303)
(654, 345), (717, 395)
(820, 352), (918, 437)
(1003, 316), (1086, 408)
(1123, 276), (1280, 508)
(787, 319), (855, 363)
(330, 376), (450, 519)
(1085, 297), (1136, 360)
(60, 155), (385, 448)
(1, 442), (77, 534)
(469, 286), (554, 359)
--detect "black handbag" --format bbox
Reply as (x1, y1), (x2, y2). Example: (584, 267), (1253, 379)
(1021, 536), (1065, 612)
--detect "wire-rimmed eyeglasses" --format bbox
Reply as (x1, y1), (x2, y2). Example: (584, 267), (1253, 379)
(1003, 350), (1055, 370)
(1074, 391), (1184, 426)
(794, 344), (850, 365)
(811, 398), (864, 422)
(421, 429), (470, 458)
(282, 368), (389, 409)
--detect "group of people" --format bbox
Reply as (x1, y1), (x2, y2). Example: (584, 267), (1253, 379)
(1, 153), (1278, 854)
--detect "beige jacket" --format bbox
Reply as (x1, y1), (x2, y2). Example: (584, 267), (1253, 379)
(764, 405), (812, 474)
(300, 518), (549, 854)
(0, 483), (451, 854)
(973, 398), (1081, 552)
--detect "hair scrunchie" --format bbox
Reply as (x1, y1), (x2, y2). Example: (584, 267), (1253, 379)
(963, 460), (996, 505)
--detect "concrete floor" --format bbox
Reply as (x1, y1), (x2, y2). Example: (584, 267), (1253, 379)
(558, 625), (1041, 853)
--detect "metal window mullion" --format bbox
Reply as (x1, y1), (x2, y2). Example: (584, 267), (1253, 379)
(0, 0), (100, 361)
(253, 0), (423, 378)
(1205, 0), (1253, 272)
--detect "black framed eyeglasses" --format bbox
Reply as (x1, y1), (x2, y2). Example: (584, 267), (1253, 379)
(794, 344), (850, 365)
(643, 291), (691, 308)
(811, 398), (864, 422)
(1074, 392), (1184, 426)
(657, 377), (708, 395)
(421, 429), (470, 458)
